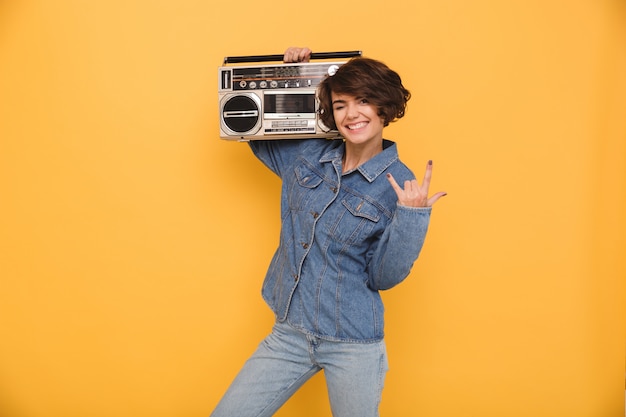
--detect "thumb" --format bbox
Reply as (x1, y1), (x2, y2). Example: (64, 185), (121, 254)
(427, 192), (448, 207)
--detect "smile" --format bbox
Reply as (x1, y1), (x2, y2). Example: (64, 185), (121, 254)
(347, 121), (368, 130)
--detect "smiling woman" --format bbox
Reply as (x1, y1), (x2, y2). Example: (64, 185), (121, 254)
(209, 48), (447, 417)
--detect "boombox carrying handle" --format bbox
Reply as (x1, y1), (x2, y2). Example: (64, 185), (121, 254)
(222, 51), (362, 65)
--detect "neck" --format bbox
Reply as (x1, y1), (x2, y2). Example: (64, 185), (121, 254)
(342, 142), (383, 172)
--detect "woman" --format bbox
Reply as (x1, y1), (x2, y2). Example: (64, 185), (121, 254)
(211, 47), (446, 417)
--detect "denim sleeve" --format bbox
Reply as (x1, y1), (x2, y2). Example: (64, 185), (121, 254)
(368, 205), (431, 290)
(248, 140), (309, 178)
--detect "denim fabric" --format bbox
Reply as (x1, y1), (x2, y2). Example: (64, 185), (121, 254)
(249, 138), (431, 342)
(210, 320), (388, 417)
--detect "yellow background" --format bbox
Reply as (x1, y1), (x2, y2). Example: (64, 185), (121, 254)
(1, 1), (625, 416)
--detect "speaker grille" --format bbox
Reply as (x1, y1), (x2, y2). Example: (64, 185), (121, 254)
(222, 95), (260, 134)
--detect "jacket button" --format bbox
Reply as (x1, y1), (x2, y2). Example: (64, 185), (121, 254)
(302, 243), (309, 249)
(330, 186), (337, 193)
(293, 274), (299, 281)
(311, 211), (319, 219)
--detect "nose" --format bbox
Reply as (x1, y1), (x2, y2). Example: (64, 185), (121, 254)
(346, 102), (359, 119)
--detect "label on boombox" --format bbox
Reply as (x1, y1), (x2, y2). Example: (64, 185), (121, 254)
(218, 60), (348, 141)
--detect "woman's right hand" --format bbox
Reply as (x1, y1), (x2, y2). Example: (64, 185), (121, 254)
(283, 47), (312, 63)
(386, 160), (447, 208)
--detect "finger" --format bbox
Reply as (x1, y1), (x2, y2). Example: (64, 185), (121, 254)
(404, 180), (414, 193)
(298, 47), (312, 62)
(421, 160), (433, 190)
(283, 47), (299, 63)
(386, 173), (403, 194)
(418, 160), (434, 198)
(427, 191), (448, 206)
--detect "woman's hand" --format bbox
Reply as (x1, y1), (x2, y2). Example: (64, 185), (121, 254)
(283, 47), (312, 63)
(386, 160), (447, 207)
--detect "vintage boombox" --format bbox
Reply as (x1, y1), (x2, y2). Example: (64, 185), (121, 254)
(218, 51), (361, 141)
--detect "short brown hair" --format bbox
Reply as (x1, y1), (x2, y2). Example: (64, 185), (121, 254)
(317, 57), (411, 130)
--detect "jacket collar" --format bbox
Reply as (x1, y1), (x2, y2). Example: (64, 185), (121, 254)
(320, 139), (399, 183)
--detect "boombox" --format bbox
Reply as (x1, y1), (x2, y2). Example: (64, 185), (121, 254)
(218, 51), (361, 141)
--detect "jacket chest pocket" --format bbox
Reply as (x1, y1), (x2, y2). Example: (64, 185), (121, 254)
(331, 194), (382, 245)
(288, 164), (325, 210)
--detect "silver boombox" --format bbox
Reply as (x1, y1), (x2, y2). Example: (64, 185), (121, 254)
(218, 51), (361, 141)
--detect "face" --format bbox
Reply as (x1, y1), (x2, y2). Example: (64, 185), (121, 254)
(331, 92), (385, 148)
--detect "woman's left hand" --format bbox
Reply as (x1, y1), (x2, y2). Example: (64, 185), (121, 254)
(386, 160), (447, 207)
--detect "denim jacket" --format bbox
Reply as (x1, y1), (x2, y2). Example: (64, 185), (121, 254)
(249, 138), (431, 342)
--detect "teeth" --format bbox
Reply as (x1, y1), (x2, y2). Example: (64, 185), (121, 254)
(348, 122), (367, 130)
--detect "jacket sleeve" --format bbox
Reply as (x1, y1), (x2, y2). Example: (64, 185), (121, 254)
(367, 205), (431, 290)
(248, 139), (308, 178)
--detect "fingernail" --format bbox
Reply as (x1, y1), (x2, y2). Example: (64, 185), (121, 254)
(386, 173), (391, 178)
(428, 160), (433, 165)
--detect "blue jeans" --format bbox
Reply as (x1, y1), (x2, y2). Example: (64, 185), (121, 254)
(210, 320), (389, 417)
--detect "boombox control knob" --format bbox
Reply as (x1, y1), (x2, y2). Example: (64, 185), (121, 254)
(260, 81), (267, 88)
(270, 80), (278, 88)
(249, 81), (257, 89)
(239, 80), (247, 88)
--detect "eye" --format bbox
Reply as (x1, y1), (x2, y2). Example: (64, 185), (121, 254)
(359, 98), (369, 104)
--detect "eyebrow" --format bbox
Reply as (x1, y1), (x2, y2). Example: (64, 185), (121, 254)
(332, 95), (366, 105)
